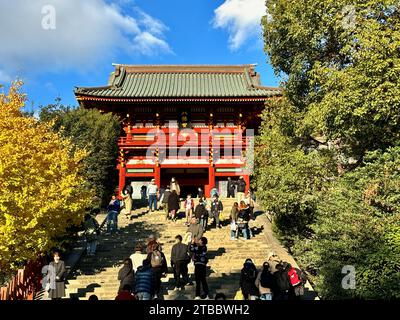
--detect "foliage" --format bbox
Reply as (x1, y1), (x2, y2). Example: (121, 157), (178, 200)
(259, 0), (400, 299)
(39, 101), (121, 207)
(300, 147), (400, 299)
(0, 82), (94, 275)
(254, 97), (337, 247)
(263, 0), (400, 157)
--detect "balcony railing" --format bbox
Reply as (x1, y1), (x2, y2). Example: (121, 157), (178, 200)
(118, 136), (252, 148)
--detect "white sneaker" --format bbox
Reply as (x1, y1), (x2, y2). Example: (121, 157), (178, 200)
(194, 296), (202, 300)
(203, 296), (210, 300)
(173, 287), (179, 291)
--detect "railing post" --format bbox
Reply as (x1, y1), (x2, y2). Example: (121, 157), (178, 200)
(0, 286), (8, 300)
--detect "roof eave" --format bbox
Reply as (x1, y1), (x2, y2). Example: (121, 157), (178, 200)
(75, 95), (281, 103)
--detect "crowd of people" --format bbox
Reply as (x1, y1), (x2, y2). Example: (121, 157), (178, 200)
(238, 252), (307, 300)
(41, 176), (307, 301)
(112, 238), (307, 301)
(101, 176), (257, 242)
(113, 233), (212, 300)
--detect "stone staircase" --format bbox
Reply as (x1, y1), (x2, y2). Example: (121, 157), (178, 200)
(65, 199), (276, 300)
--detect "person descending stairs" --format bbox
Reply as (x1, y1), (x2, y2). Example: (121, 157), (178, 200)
(65, 198), (313, 300)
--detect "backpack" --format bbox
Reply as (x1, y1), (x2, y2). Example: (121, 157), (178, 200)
(234, 291), (244, 300)
(183, 232), (192, 244)
(288, 267), (302, 287)
(151, 250), (164, 268)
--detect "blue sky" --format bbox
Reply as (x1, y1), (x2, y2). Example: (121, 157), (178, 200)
(0, 0), (279, 112)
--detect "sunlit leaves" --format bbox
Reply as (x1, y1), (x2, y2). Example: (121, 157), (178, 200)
(0, 82), (94, 274)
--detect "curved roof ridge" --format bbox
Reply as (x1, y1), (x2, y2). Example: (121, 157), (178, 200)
(74, 64), (282, 99)
(113, 64), (257, 74)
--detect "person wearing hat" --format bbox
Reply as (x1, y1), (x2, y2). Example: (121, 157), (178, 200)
(236, 176), (247, 203)
(267, 251), (281, 273)
(147, 179), (159, 212)
(239, 258), (259, 300)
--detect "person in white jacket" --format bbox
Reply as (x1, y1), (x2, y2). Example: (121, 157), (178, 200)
(147, 179), (159, 212)
(130, 244), (147, 273)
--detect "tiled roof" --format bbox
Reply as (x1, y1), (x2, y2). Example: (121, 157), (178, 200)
(74, 65), (281, 100)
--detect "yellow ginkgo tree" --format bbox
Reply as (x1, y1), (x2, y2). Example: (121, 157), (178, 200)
(0, 81), (94, 275)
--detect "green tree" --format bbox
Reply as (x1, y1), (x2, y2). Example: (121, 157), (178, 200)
(39, 102), (121, 206)
(263, 0), (400, 158)
(254, 97), (337, 247)
(258, 0), (400, 299)
(300, 147), (400, 299)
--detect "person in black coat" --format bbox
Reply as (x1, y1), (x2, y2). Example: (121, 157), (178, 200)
(189, 237), (209, 299)
(194, 200), (208, 231)
(237, 202), (251, 239)
(210, 195), (223, 229)
(118, 258), (135, 293)
(273, 262), (292, 300)
(239, 259), (259, 300)
(236, 176), (247, 203)
(48, 251), (66, 300)
(197, 187), (204, 199)
(170, 235), (190, 290)
(167, 190), (180, 221)
(227, 177), (236, 198)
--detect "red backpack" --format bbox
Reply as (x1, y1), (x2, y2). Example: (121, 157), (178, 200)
(288, 267), (302, 287)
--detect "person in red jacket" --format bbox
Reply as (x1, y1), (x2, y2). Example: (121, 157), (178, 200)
(115, 284), (136, 300)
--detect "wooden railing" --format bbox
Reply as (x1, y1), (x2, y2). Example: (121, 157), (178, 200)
(0, 257), (46, 300)
(118, 137), (251, 148)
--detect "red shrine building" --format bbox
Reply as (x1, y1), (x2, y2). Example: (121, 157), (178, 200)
(74, 64), (281, 198)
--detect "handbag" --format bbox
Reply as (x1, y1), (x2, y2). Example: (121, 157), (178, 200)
(234, 291), (244, 300)
(183, 232), (192, 244)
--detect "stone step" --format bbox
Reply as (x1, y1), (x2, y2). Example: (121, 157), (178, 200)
(66, 204), (278, 300)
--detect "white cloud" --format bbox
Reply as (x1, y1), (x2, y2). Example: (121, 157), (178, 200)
(133, 32), (173, 56)
(136, 9), (168, 36)
(213, 0), (266, 50)
(0, 0), (172, 77)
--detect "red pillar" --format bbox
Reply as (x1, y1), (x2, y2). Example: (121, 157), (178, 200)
(205, 166), (215, 198)
(118, 165), (126, 198)
(154, 165), (161, 189)
(244, 174), (250, 194)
